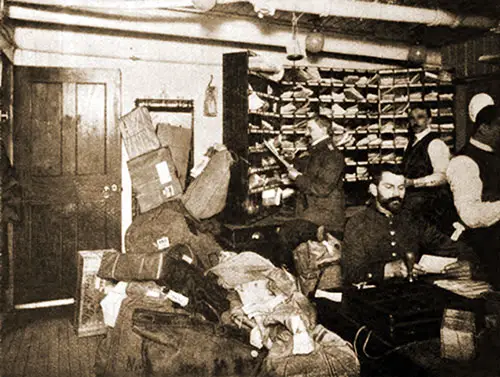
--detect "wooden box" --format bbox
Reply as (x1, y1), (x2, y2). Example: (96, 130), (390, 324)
(128, 147), (183, 213)
(74, 249), (116, 337)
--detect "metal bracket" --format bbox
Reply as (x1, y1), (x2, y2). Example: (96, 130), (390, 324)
(0, 110), (9, 122)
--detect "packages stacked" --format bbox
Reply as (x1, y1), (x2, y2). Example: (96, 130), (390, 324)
(119, 106), (185, 213)
(93, 105), (360, 377)
(119, 106), (234, 219)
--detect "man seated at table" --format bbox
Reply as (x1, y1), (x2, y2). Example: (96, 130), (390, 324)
(342, 164), (474, 286)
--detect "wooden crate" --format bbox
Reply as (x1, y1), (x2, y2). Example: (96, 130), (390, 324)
(74, 249), (116, 337)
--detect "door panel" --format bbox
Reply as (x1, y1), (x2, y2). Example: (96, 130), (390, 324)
(14, 67), (121, 305)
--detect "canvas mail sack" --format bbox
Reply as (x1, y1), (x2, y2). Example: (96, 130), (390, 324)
(124, 200), (221, 271)
(132, 310), (266, 377)
(182, 147), (234, 220)
(293, 229), (343, 296)
(95, 296), (189, 377)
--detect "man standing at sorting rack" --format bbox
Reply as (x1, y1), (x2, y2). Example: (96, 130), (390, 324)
(447, 103), (500, 289)
(402, 105), (456, 234)
(277, 115), (345, 268)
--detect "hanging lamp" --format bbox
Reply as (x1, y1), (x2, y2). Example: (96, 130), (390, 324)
(286, 13), (305, 61)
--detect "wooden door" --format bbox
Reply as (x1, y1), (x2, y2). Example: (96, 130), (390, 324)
(13, 68), (121, 305)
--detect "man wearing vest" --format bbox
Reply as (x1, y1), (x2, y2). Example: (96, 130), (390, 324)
(447, 104), (500, 289)
(402, 106), (456, 234)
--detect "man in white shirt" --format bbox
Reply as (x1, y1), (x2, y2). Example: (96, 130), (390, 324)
(447, 104), (500, 288)
(402, 106), (456, 233)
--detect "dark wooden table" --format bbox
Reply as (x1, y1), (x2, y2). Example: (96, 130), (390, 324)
(313, 282), (500, 377)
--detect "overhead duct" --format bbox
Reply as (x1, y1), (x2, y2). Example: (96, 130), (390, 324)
(8, 0), (499, 29)
(249, 0), (498, 29)
(8, 4), (441, 64)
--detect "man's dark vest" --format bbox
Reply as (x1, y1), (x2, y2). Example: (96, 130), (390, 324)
(402, 132), (456, 233)
(402, 132), (438, 179)
(460, 143), (500, 202)
(460, 142), (500, 288)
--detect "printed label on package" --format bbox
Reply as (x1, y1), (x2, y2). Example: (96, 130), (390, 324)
(162, 184), (175, 198)
(166, 290), (189, 307)
(156, 236), (170, 250)
(155, 161), (172, 184)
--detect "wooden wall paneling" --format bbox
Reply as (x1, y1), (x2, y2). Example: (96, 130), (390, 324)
(31, 83), (63, 177)
(443, 33), (500, 78)
(62, 83), (77, 175)
(479, 35), (489, 75)
(61, 203), (77, 295)
(76, 84), (106, 176)
(490, 34), (500, 73)
(77, 201), (106, 251)
(105, 197), (121, 250)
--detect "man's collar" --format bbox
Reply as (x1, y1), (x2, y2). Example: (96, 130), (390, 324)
(470, 138), (494, 153)
(311, 135), (330, 147)
(413, 127), (432, 145)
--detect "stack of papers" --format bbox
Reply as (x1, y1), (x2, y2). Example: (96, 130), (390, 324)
(433, 280), (491, 299)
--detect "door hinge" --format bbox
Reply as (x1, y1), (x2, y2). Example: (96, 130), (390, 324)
(0, 110), (9, 122)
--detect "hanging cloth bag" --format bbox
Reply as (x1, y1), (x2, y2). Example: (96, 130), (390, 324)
(182, 146), (234, 220)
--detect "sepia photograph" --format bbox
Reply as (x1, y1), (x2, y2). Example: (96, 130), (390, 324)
(1, 0), (500, 376)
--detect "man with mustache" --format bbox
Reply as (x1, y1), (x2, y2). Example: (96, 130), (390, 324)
(402, 106), (456, 233)
(276, 115), (345, 270)
(342, 164), (473, 285)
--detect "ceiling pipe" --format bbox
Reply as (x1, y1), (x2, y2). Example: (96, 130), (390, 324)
(248, 0), (498, 29)
(8, 4), (441, 64)
(6, 0), (243, 9)
(8, 0), (498, 29)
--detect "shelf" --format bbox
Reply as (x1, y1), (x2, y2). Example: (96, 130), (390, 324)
(249, 91), (280, 101)
(280, 113), (314, 119)
(280, 97), (319, 103)
(248, 129), (280, 135)
(281, 80), (378, 89)
(225, 52), (455, 222)
(248, 165), (282, 174)
(345, 160), (402, 167)
(325, 114), (379, 120)
(380, 114), (408, 119)
(249, 182), (287, 194)
(248, 145), (307, 154)
(248, 110), (280, 117)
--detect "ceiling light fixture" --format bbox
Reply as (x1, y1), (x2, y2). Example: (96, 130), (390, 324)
(286, 12), (305, 61)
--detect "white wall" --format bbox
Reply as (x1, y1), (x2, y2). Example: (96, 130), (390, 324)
(13, 25), (396, 247)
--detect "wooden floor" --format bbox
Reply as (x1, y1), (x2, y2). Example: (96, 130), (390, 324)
(2, 306), (104, 377)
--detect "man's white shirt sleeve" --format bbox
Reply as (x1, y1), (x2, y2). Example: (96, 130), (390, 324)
(447, 155), (500, 228)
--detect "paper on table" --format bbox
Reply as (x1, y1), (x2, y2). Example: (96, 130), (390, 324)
(433, 279), (491, 299)
(419, 254), (457, 274)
